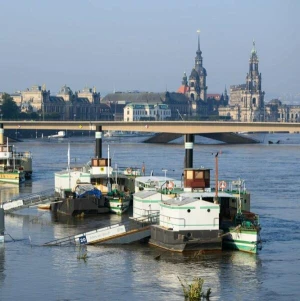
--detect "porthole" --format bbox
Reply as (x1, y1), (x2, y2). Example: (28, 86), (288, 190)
(207, 209), (210, 212)
(187, 209), (191, 213)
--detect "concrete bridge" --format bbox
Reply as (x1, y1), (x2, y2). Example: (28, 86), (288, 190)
(2, 120), (300, 144)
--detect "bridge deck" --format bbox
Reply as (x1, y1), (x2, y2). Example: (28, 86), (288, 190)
(2, 121), (300, 135)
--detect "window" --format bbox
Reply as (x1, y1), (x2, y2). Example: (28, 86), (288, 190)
(195, 171), (204, 179)
(186, 170), (194, 180)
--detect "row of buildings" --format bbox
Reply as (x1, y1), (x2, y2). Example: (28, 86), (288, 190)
(1, 34), (300, 122)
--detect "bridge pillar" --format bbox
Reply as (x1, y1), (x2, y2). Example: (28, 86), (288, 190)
(185, 134), (194, 169)
(95, 125), (102, 158)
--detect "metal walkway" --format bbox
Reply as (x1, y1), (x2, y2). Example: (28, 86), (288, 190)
(43, 214), (159, 246)
(2, 189), (55, 213)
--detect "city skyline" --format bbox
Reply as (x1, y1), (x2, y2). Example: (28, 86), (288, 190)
(0, 0), (299, 100)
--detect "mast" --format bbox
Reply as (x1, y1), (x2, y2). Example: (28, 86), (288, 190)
(214, 152), (219, 204)
(237, 178), (243, 215)
(6, 137), (10, 167)
(107, 145), (111, 192)
(67, 143), (71, 190)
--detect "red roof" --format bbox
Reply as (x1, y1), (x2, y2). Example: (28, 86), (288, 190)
(177, 85), (190, 94)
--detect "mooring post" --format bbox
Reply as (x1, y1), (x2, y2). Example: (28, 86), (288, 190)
(95, 125), (102, 158)
(185, 134), (194, 169)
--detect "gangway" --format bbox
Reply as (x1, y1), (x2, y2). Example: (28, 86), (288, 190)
(1, 189), (56, 213)
(43, 214), (159, 246)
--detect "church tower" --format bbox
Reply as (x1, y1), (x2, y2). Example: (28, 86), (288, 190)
(242, 41), (265, 121)
(188, 30), (207, 102)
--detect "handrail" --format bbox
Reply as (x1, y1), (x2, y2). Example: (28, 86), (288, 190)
(159, 213), (186, 227)
(43, 213), (159, 246)
(8, 189), (54, 203)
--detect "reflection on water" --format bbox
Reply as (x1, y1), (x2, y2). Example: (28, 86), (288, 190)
(0, 245), (5, 286)
(0, 184), (20, 203)
(0, 135), (299, 300)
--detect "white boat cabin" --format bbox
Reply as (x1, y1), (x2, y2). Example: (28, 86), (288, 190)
(159, 196), (220, 231)
(133, 190), (173, 219)
(55, 169), (91, 197)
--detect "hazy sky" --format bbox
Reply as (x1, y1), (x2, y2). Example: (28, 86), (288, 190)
(0, 0), (299, 100)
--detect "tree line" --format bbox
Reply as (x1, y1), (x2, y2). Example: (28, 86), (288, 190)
(0, 93), (60, 120)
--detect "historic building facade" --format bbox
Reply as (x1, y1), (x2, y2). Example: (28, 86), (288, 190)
(219, 42), (265, 121)
(123, 103), (171, 121)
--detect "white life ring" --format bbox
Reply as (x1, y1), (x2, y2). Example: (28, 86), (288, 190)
(167, 181), (174, 190)
(126, 167), (132, 175)
(219, 181), (227, 190)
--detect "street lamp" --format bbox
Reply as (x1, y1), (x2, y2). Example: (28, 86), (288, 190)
(74, 114), (76, 121)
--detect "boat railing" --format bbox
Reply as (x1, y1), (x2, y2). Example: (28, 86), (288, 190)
(13, 152), (32, 159)
(113, 166), (142, 176)
(159, 213), (186, 228)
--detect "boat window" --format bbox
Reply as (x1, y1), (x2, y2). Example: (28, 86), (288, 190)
(204, 170), (210, 179)
(186, 170), (194, 180)
(195, 171), (204, 179)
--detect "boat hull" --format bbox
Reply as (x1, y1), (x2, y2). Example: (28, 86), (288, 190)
(0, 171), (25, 184)
(109, 198), (130, 215)
(52, 196), (109, 216)
(0, 235), (4, 243)
(222, 228), (261, 254)
(149, 225), (222, 252)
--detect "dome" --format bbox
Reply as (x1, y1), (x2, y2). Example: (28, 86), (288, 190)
(268, 99), (282, 106)
(59, 85), (72, 95)
(198, 67), (207, 76)
(189, 69), (199, 80)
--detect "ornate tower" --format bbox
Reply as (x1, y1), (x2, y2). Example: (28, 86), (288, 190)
(182, 72), (188, 86)
(242, 41), (265, 121)
(188, 68), (200, 100)
(195, 30), (207, 102)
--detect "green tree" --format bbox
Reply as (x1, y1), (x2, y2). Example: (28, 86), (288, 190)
(1, 93), (19, 120)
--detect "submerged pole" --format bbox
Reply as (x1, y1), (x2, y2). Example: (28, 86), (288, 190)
(0, 208), (4, 243)
(95, 125), (102, 158)
(184, 134), (194, 169)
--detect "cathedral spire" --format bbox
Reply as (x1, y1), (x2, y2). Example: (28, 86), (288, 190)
(251, 39), (257, 56)
(196, 29), (201, 55)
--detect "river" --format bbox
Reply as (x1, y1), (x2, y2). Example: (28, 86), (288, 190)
(0, 132), (299, 300)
